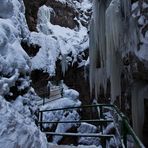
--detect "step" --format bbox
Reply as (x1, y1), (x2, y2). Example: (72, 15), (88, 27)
(48, 144), (98, 148)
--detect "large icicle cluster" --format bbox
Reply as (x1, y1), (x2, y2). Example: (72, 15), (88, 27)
(89, 0), (139, 101)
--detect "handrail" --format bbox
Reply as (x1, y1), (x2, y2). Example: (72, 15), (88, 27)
(39, 104), (114, 112)
(38, 104), (145, 148)
(44, 132), (114, 138)
(112, 105), (145, 148)
(38, 119), (114, 124)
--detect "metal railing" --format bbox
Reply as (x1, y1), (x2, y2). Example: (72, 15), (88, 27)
(37, 104), (145, 148)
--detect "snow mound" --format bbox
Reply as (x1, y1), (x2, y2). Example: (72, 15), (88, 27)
(0, 97), (47, 148)
(0, 0), (13, 18)
(28, 32), (59, 75)
(63, 89), (79, 101)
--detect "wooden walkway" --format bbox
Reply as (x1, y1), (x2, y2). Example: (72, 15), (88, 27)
(37, 86), (62, 106)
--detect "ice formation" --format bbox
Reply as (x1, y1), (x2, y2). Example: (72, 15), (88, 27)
(32, 4), (89, 75)
(89, 0), (139, 101)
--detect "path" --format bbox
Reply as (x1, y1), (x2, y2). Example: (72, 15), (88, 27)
(36, 86), (62, 106)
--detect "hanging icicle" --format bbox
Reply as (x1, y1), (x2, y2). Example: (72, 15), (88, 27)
(89, 0), (138, 102)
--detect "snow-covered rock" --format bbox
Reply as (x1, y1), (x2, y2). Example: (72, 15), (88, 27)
(63, 89), (79, 101)
(0, 0), (14, 18)
(0, 96), (48, 148)
(78, 123), (100, 146)
(27, 2), (89, 76)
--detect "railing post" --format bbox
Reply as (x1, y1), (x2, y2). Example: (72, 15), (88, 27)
(101, 138), (106, 148)
(36, 109), (39, 127)
(100, 106), (103, 134)
(122, 118), (127, 148)
(40, 111), (43, 132)
(43, 97), (45, 105)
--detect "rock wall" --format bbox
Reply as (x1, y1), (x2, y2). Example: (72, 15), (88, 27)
(23, 0), (92, 31)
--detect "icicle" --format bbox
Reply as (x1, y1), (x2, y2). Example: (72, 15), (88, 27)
(89, 0), (138, 101)
(106, 0), (123, 102)
(61, 54), (68, 76)
(121, 0), (131, 20)
(89, 0), (108, 99)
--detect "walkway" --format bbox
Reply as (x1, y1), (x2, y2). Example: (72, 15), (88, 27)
(38, 104), (145, 148)
(36, 86), (62, 106)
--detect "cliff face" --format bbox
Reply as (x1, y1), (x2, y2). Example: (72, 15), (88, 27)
(23, 0), (91, 31)
(23, 0), (92, 104)
(89, 0), (148, 142)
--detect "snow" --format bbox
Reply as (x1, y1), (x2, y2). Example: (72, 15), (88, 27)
(0, 0), (49, 147)
(0, 0), (14, 18)
(78, 123), (101, 146)
(28, 32), (59, 75)
(0, 69), (19, 96)
(39, 89), (81, 144)
(0, 1), (30, 96)
(0, 96), (48, 148)
(133, 2), (148, 61)
(29, 4), (89, 75)
(52, 110), (80, 143)
(63, 89), (79, 101)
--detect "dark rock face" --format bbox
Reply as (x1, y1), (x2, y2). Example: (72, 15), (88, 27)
(23, 0), (41, 31)
(31, 70), (50, 97)
(53, 62), (91, 105)
(21, 41), (40, 57)
(45, 0), (78, 29)
(23, 0), (79, 31)
(23, 0), (92, 31)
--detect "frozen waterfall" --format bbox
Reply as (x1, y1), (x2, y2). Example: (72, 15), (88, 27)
(89, 0), (138, 102)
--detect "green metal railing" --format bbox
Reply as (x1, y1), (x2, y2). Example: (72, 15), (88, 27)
(37, 104), (145, 148)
